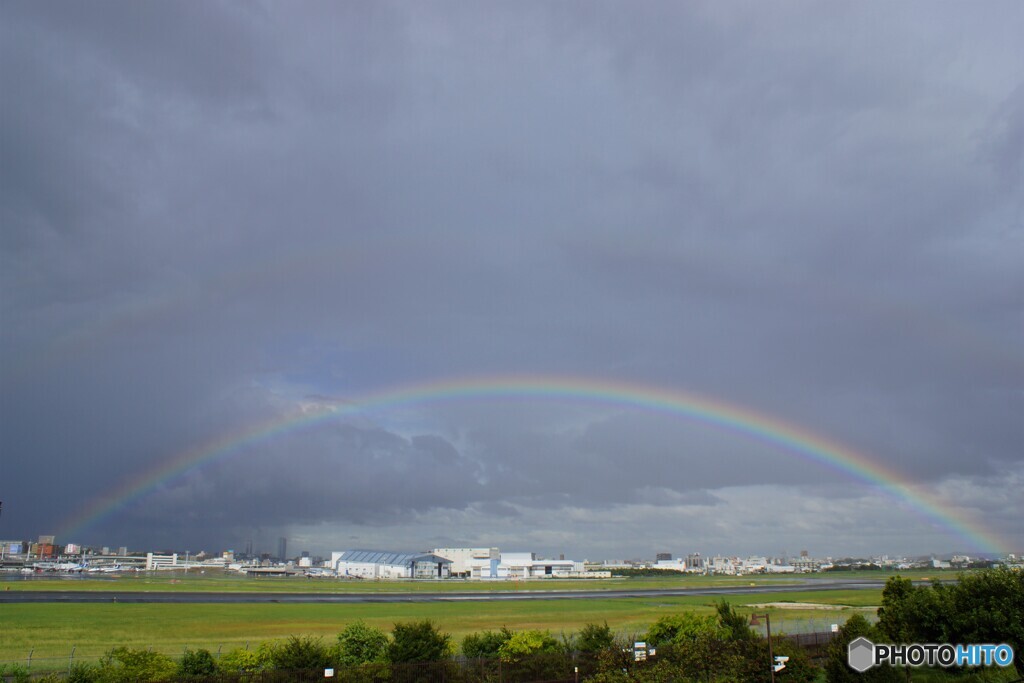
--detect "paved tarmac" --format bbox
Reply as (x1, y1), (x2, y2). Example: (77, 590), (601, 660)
(0, 579), (886, 604)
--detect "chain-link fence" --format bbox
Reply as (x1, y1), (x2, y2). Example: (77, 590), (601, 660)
(0, 651), (584, 682)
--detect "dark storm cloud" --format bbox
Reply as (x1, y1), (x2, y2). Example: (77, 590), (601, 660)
(129, 424), (483, 528)
(1, 1), (1021, 556)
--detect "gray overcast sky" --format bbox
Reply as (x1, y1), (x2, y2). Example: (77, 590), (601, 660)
(2, 1), (1022, 560)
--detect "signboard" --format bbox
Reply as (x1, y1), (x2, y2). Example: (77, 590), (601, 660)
(7, 543), (21, 555)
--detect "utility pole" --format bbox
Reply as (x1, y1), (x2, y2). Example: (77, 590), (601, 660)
(750, 612), (775, 683)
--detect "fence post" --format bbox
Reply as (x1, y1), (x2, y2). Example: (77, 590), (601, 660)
(27, 648), (33, 671)
(68, 646), (76, 675)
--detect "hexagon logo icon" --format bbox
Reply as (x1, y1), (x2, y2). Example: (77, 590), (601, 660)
(848, 636), (875, 673)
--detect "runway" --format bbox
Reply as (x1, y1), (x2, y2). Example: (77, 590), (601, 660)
(0, 579), (886, 604)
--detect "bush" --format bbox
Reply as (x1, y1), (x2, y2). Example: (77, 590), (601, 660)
(336, 621), (390, 666)
(0, 664), (31, 683)
(388, 620), (451, 663)
(218, 643), (274, 673)
(462, 627), (513, 659)
(67, 662), (102, 683)
(588, 659), (687, 682)
(270, 635), (333, 672)
(97, 647), (178, 682)
(32, 674), (64, 683)
(178, 647), (218, 678)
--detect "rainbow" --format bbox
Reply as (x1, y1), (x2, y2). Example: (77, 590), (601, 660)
(59, 375), (1008, 554)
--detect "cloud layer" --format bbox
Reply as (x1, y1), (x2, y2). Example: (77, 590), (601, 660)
(2, 2), (1021, 558)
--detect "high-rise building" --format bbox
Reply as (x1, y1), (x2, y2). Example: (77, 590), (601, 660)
(656, 553), (673, 562)
(278, 537), (287, 561)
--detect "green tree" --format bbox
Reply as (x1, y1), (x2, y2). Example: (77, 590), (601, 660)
(876, 568), (1024, 677)
(388, 620), (452, 663)
(716, 599), (754, 641)
(735, 636), (818, 683)
(945, 567), (1024, 674)
(645, 611), (729, 677)
(824, 614), (901, 683)
(497, 630), (562, 662)
(336, 620), (390, 666)
(586, 669), (631, 683)
(498, 630), (567, 683)
(876, 576), (917, 643)
(462, 627), (513, 659)
(877, 575), (949, 644)
(576, 621), (616, 653)
(670, 630), (742, 682)
(645, 612), (721, 647)
(572, 622), (619, 678)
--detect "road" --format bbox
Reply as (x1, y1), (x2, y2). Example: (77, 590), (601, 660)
(0, 579), (886, 604)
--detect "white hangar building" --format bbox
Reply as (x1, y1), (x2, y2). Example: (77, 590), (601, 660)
(331, 550), (452, 579)
(431, 547), (499, 577)
(464, 551), (579, 579)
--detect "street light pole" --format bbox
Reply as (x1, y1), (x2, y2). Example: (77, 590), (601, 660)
(750, 612), (774, 683)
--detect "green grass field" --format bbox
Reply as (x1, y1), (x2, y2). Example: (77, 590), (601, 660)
(0, 586), (881, 667)
(2, 566), (953, 593)
(1, 572), (804, 593)
(3, 570), (954, 671)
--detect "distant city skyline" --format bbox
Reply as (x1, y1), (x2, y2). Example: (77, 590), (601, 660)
(3, 527), (1014, 565)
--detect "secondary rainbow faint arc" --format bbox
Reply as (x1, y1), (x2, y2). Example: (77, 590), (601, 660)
(60, 374), (1007, 554)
